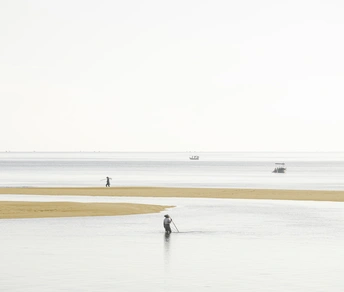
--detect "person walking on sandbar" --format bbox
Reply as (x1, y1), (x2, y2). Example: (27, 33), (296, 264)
(105, 176), (112, 187)
(163, 214), (172, 234)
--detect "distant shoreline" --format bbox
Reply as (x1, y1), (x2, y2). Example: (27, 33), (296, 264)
(1, 187), (343, 219)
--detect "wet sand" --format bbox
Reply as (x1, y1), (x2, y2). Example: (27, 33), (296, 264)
(0, 187), (343, 219)
(1, 186), (344, 201)
(0, 201), (173, 219)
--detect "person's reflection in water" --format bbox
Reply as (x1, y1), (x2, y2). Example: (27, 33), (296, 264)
(164, 231), (171, 271)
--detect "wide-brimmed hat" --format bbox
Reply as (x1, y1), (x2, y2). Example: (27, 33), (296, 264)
(164, 214), (170, 218)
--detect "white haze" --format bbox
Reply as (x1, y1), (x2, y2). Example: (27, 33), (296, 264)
(1, 0), (344, 151)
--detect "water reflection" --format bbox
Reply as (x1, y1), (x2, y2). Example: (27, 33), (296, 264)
(163, 232), (171, 280)
(164, 232), (171, 242)
(164, 233), (171, 258)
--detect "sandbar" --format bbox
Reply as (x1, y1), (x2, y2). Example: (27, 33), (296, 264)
(0, 187), (344, 219)
(0, 201), (173, 219)
(0, 187), (344, 201)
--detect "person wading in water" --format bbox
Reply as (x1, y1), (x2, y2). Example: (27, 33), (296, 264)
(105, 176), (112, 187)
(163, 214), (172, 234)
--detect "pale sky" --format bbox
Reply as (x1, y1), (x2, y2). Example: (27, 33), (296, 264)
(1, 0), (344, 152)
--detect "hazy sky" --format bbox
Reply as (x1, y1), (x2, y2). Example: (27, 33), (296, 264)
(1, 0), (344, 152)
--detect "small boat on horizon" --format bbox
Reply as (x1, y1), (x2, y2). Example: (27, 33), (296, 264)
(189, 155), (199, 160)
(272, 163), (286, 173)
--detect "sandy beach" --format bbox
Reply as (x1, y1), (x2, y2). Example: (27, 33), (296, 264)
(1, 187), (344, 219)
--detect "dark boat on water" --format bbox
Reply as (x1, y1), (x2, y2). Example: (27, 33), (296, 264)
(272, 163), (286, 173)
(189, 155), (199, 160)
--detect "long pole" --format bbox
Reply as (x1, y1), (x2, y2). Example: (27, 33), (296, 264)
(172, 220), (179, 232)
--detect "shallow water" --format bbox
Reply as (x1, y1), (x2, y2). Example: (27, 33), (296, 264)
(1, 195), (344, 291)
(2, 152), (344, 190)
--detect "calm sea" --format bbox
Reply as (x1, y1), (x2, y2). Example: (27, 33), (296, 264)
(1, 195), (344, 292)
(1, 152), (344, 291)
(1, 152), (344, 190)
